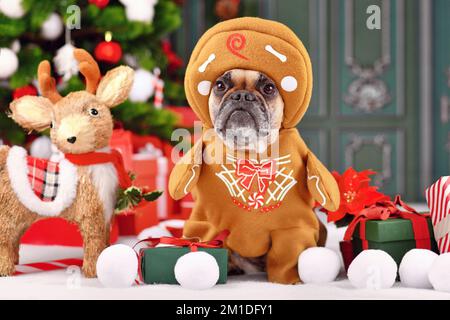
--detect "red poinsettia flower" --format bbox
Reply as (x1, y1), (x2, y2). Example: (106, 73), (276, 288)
(324, 167), (389, 223)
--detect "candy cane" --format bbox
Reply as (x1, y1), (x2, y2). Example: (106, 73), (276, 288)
(14, 258), (83, 275)
(153, 68), (164, 109)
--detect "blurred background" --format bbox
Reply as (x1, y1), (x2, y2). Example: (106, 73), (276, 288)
(0, 0), (448, 201)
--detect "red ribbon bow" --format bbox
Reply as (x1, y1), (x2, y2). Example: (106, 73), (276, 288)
(235, 159), (275, 194)
(344, 195), (431, 250)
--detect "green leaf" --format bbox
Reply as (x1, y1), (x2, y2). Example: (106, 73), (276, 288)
(143, 191), (163, 202)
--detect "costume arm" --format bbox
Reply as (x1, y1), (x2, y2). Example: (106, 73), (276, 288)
(305, 150), (340, 212)
(168, 139), (203, 200)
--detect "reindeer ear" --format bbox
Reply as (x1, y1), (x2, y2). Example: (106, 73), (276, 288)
(96, 66), (134, 108)
(9, 96), (53, 132)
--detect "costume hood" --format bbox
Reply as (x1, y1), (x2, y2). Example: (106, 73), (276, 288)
(185, 17), (313, 129)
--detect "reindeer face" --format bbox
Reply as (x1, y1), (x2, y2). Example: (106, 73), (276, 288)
(50, 92), (114, 154)
(8, 49), (134, 155)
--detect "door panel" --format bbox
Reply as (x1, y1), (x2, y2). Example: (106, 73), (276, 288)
(433, 0), (450, 180)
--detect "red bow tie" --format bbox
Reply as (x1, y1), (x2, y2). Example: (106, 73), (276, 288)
(235, 159), (275, 194)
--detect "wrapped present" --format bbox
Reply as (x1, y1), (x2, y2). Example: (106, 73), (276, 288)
(138, 231), (229, 285)
(426, 177), (450, 253)
(340, 196), (439, 270)
(21, 217), (119, 247)
(110, 130), (173, 235)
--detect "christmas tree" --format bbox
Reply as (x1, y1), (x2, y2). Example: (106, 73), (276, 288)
(0, 0), (185, 145)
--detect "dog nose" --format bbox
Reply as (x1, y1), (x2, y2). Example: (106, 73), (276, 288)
(67, 136), (77, 144)
(230, 91), (256, 102)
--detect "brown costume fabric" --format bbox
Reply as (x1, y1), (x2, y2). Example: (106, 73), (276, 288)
(169, 17), (340, 284)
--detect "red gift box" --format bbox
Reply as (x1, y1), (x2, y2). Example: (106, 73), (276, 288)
(111, 129), (179, 235)
(21, 217), (119, 247)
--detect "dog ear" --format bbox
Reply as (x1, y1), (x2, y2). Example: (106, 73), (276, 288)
(9, 96), (53, 132)
(96, 66), (134, 108)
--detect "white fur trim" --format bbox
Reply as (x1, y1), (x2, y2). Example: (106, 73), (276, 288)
(88, 162), (118, 222)
(7, 146), (78, 217)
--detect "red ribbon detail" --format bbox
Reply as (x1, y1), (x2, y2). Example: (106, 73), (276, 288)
(344, 195), (431, 250)
(65, 149), (132, 189)
(235, 159), (275, 194)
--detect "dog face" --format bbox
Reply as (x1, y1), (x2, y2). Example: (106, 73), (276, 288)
(208, 69), (284, 151)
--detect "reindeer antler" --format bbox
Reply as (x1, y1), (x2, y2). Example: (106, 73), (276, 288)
(38, 60), (63, 104)
(73, 48), (101, 94)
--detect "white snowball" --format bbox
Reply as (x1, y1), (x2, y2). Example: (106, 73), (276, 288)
(96, 244), (138, 288)
(41, 13), (63, 40)
(347, 250), (397, 289)
(129, 69), (156, 102)
(0, 48), (18, 79)
(197, 80), (212, 96)
(0, 0), (25, 19)
(399, 249), (438, 289)
(281, 76), (298, 92)
(120, 0), (157, 23)
(429, 253), (450, 292)
(30, 136), (53, 159)
(174, 251), (219, 290)
(298, 247), (341, 284)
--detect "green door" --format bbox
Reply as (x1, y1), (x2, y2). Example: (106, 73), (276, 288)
(433, 0), (450, 182)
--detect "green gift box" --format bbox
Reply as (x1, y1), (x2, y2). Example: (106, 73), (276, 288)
(139, 247), (228, 285)
(350, 215), (439, 266)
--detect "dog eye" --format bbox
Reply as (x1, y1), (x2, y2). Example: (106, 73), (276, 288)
(263, 83), (276, 95)
(89, 108), (99, 116)
(215, 81), (226, 92)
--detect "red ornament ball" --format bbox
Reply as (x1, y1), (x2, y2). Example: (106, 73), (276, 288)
(13, 85), (38, 100)
(94, 41), (123, 64)
(89, 0), (110, 9)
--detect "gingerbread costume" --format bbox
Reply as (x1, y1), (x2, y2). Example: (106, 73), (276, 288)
(169, 17), (340, 284)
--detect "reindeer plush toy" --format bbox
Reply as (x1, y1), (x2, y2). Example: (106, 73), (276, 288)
(0, 49), (134, 277)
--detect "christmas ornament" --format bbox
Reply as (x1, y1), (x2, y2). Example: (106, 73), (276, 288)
(347, 250), (397, 289)
(94, 40), (122, 64)
(96, 244), (138, 288)
(298, 247), (340, 284)
(119, 0), (158, 24)
(29, 136), (53, 159)
(0, 48), (19, 79)
(128, 68), (156, 102)
(162, 40), (183, 72)
(89, 0), (110, 9)
(174, 251), (220, 290)
(399, 249), (437, 289)
(0, 0), (25, 19)
(40, 13), (64, 40)
(152, 68), (164, 108)
(53, 43), (78, 81)
(10, 40), (20, 53)
(215, 0), (240, 21)
(12, 84), (37, 100)
(428, 253), (450, 292)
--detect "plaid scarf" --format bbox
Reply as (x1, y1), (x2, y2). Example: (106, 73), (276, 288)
(27, 156), (60, 202)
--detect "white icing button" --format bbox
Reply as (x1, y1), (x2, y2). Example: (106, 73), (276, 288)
(197, 80), (212, 96)
(281, 76), (298, 92)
